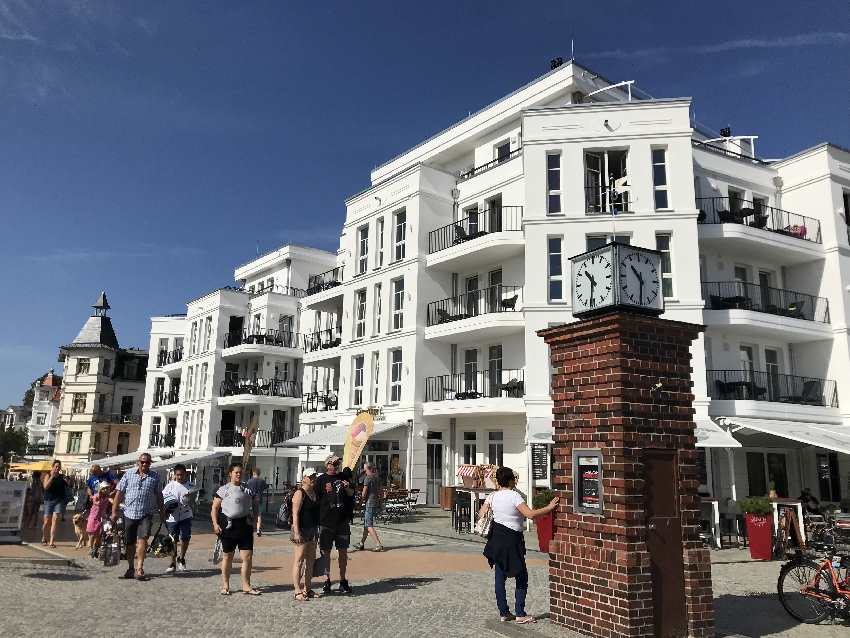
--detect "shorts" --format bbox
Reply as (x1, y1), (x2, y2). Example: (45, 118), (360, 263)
(219, 517), (254, 553)
(166, 518), (193, 542)
(43, 500), (64, 516)
(290, 526), (317, 544)
(319, 526), (350, 552)
(124, 515), (153, 546)
(363, 505), (377, 529)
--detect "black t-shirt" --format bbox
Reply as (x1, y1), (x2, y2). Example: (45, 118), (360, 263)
(315, 473), (354, 530)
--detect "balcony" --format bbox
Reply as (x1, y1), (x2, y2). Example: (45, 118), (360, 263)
(215, 429), (288, 448)
(304, 266), (345, 312)
(157, 347), (183, 368)
(423, 369), (526, 416)
(457, 146), (522, 182)
(218, 378), (302, 408)
(152, 387), (180, 408)
(303, 327), (343, 364)
(221, 329), (302, 360)
(426, 206), (524, 271)
(307, 266), (344, 295)
(148, 433), (175, 448)
(246, 284), (307, 299)
(425, 285), (524, 344)
(93, 413), (142, 425)
(302, 391), (339, 413)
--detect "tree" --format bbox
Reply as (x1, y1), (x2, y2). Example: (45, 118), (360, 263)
(0, 427), (27, 462)
(22, 373), (48, 409)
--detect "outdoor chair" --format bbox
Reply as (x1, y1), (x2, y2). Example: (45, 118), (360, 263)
(453, 225), (469, 244)
(709, 295), (726, 310)
(697, 210), (707, 223)
(785, 300), (805, 319)
(453, 492), (471, 533)
(500, 378), (520, 397)
(780, 380), (822, 405)
(719, 514), (747, 548)
(500, 295), (518, 311)
(407, 488), (421, 510)
(750, 214), (769, 229)
(436, 308), (453, 324)
(717, 210), (737, 223)
(714, 379), (733, 400)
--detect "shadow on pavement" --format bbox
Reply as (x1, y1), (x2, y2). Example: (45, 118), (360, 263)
(713, 592), (850, 636)
(23, 572), (91, 581)
(351, 576), (441, 596)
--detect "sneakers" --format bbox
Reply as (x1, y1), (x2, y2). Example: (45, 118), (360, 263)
(352, 542), (364, 551)
(177, 557), (187, 572)
(165, 564), (176, 574)
(321, 580), (333, 595)
(336, 579), (352, 594)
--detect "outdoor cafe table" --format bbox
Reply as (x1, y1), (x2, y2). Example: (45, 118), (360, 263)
(452, 485), (496, 531)
(771, 498), (806, 544)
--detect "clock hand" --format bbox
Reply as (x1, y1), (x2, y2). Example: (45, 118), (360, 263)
(630, 265), (644, 284)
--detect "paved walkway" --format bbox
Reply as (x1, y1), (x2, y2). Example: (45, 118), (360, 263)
(5, 508), (848, 637)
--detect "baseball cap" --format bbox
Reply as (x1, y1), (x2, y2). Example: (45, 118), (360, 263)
(98, 481), (111, 491)
(325, 455), (341, 465)
(302, 468), (318, 479)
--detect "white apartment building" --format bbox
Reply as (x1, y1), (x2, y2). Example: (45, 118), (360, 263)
(25, 370), (62, 447)
(294, 59), (850, 512)
(139, 245), (336, 493)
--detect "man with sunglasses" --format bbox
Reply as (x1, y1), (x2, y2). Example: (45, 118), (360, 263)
(315, 455), (355, 594)
(111, 452), (165, 581)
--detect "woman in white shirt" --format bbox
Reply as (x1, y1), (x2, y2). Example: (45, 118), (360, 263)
(480, 466), (558, 624)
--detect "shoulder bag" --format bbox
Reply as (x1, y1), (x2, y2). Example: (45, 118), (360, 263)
(473, 494), (494, 537)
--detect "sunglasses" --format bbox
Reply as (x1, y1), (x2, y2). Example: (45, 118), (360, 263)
(139, 460), (152, 465)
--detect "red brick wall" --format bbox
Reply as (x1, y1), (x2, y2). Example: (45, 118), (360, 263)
(538, 311), (714, 638)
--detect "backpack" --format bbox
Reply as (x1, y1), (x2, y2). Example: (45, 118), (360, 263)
(275, 487), (296, 529)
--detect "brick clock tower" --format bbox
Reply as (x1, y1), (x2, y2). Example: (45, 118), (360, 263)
(537, 243), (714, 638)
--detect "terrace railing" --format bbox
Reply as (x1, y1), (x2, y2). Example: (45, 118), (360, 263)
(426, 285), (521, 327)
(303, 327), (343, 353)
(696, 196), (821, 244)
(157, 347), (183, 367)
(223, 329), (301, 349)
(428, 206), (523, 254)
(307, 266), (344, 295)
(302, 391), (339, 413)
(148, 433), (176, 448)
(219, 378), (302, 399)
(425, 369), (525, 402)
(457, 147), (522, 182)
(701, 281), (829, 323)
(707, 369), (838, 407)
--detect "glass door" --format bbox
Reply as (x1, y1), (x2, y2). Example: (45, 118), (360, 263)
(464, 349), (478, 395)
(765, 348), (781, 401)
(488, 345), (503, 397)
(465, 275), (479, 317)
(488, 269), (502, 313)
(426, 431), (443, 505)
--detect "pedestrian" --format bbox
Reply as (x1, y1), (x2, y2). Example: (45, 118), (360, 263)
(353, 462), (383, 552)
(480, 466), (559, 625)
(86, 481), (112, 557)
(245, 467), (268, 536)
(110, 452), (165, 581)
(290, 467), (320, 601)
(314, 455), (355, 594)
(211, 462), (261, 596)
(86, 464), (116, 498)
(23, 471), (43, 529)
(41, 460), (66, 547)
(162, 463), (196, 573)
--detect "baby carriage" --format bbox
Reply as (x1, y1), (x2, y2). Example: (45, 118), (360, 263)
(100, 517), (125, 567)
(147, 518), (175, 558)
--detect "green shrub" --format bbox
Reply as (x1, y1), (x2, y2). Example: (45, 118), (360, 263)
(737, 496), (773, 516)
(533, 488), (556, 510)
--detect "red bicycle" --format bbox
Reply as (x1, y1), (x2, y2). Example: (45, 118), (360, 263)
(778, 542), (850, 624)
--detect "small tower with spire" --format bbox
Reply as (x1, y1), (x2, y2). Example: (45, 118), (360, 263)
(93, 291), (110, 317)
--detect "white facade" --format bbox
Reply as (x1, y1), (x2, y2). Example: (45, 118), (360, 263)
(140, 245), (337, 491)
(299, 60), (850, 510)
(25, 371), (62, 446)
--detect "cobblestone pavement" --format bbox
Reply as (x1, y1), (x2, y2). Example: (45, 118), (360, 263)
(4, 511), (848, 637)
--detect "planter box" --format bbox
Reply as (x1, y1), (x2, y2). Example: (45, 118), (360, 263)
(745, 513), (773, 560)
(536, 511), (554, 553)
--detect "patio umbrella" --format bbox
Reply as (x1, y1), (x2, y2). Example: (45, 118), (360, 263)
(11, 461), (55, 472)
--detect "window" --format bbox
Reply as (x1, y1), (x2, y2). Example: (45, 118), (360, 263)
(92, 432), (102, 453)
(728, 187), (745, 213)
(257, 280), (265, 293)
(98, 394), (106, 415)
(391, 278), (404, 330)
(252, 313), (261, 334)
(102, 359), (111, 377)
(36, 413), (46, 425)
(488, 431), (504, 467)
(67, 432), (82, 454)
(373, 282), (382, 334)
(371, 351), (380, 404)
(547, 152), (561, 215)
(495, 139), (510, 162)
(357, 225), (369, 275)
(352, 355), (365, 407)
(77, 358), (90, 374)
(765, 349), (781, 400)
(389, 349), (402, 402)
(158, 337), (168, 354)
(186, 367), (195, 401)
(124, 358), (139, 379)
(354, 289), (367, 339)
(154, 378), (165, 405)
(585, 150), (628, 214)
(817, 453), (842, 502)
(655, 233), (673, 298)
(267, 277), (274, 290)
(843, 192), (850, 226)
(463, 431), (477, 465)
(248, 285), (255, 294)
(38, 389), (49, 401)
(547, 236), (563, 302)
(203, 316), (213, 352)
(72, 393), (87, 414)
(652, 148), (669, 209)
(393, 210), (406, 261)
(189, 321), (198, 355)
(376, 217), (385, 268)
(151, 416), (161, 434)
(200, 363), (208, 399)
(180, 412), (190, 448)
(586, 234), (630, 251)
(117, 432), (130, 455)
(196, 411), (205, 448)
(120, 396), (133, 417)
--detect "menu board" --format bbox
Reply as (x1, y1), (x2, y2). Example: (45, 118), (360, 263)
(531, 444), (548, 480)
(0, 480), (27, 543)
(575, 452), (602, 513)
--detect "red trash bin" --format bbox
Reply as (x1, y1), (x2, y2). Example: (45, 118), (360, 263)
(745, 513), (773, 560)
(536, 512), (554, 553)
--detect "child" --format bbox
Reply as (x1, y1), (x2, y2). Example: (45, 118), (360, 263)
(86, 482), (112, 558)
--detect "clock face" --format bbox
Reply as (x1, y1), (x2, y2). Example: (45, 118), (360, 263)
(573, 250), (614, 311)
(618, 249), (661, 307)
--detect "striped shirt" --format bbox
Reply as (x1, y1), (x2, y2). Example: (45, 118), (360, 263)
(117, 469), (161, 520)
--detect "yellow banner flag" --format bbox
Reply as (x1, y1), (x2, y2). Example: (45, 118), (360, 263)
(342, 411), (374, 470)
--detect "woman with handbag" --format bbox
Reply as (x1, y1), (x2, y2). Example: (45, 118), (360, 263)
(480, 466), (558, 624)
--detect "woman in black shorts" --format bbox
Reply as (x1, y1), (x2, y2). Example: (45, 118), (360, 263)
(290, 467), (320, 601)
(211, 462), (260, 596)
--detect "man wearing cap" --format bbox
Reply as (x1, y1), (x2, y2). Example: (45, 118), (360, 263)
(314, 455), (355, 594)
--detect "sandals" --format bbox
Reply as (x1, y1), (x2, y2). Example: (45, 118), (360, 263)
(305, 589), (319, 599)
(515, 616), (537, 625)
(220, 589), (231, 596)
(135, 572), (151, 581)
(242, 588), (262, 596)
(294, 591), (309, 601)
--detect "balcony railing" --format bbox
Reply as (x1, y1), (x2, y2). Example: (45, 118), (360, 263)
(304, 327), (342, 353)
(426, 284), (522, 327)
(701, 281), (829, 323)
(223, 329), (301, 349)
(215, 429), (289, 448)
(148, 433), (175, 448)
(153, 387), (180, 408)
(219, 378), (302, 399)
(246, 284), (307, 298)
(157, 347), (183, 367)
(307, 266), (344, 295)
(428, 206), (523, 254)
(457, 147), (522, 182)
(425, 369), (525, 402)
(302, 391), (339, 413)
(585, 184), (631, 215)
(696, 196), (822, 244)
(707, 369), (838, 407)
(93, 413), (142, 425)
(691, 139), (767, 165)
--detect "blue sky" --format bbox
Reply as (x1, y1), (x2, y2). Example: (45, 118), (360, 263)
(1, 1), (848, 406)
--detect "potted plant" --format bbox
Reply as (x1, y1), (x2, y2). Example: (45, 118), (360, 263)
(738, 497), (774, 560)
(767, 481), (778, 500)
(533, 488), (556, 552)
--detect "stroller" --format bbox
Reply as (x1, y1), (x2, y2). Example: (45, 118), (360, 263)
(100, 517), (125, 567)
(147, 518), (176, 558)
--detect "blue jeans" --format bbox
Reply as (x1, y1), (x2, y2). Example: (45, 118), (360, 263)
(494, 563), (528, 617)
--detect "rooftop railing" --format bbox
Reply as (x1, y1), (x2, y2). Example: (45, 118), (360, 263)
(93, 412), (142, 425)
(701, 281), (829, 323)
(707, 369), (838, 408)
(307, 266), (344, 296)
(425, 369), (525, 402)
(691, 139), (768, 164)
(426, 284), (521, 327)
(157, 347), (183, 367)
(303, 327), (342, 353)
(457, 147), (522, 182)
(696, 196), (821, 244)
(428, 206), (523, 254)
(302, 390), (339, 413)
(219, 378), (302, 399)
(223, 329), (301, 350)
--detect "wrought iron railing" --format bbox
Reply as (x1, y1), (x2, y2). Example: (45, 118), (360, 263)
(215, 429), (285, 447)
(223, 329), (301, 349)
(153, 386), (180, 408)
(457, 147), (522, 182)
(706, 369), (838, 407)
(157, 347), (183, 367)
(148, 433), (175, 448)
(302, 391), (339, 412)
(428, 206), (523, 254)
(303, 327), (343, 353)
(219, 378), (302, 399)
(307, 266), (344, 295)
(701, 281), (829, 323)
(691, 139), (767, 164)
(246, 284), (307, 298)
(696, 196), (821, 244)
(425, 369), (525, 402)
(426, 284), (522, 326)
(93, 413), (142, 424)
(585, 184), (631, 215)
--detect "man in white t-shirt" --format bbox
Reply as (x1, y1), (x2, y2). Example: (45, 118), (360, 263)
(162, 463), (196, 573)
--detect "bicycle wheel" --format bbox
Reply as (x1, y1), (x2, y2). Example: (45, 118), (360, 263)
(777, 558), (836, 624)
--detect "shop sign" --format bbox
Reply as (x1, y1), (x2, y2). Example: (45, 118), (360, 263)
(574, 450), (603, 514)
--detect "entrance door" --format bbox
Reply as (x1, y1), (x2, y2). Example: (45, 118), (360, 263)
(644, 449), (687, 637)
(426, 431), (443, 505)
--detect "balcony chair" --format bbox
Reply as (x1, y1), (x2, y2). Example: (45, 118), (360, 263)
(745, 382), (768, 400)
(697, 210), (707, 223)
(738, 206), (755, 220)
(780, 379), (823, 405)
(500, 295), (518, 311)
(453, 225), (469, 244)
(750, 214), (769, 229)
(500, 378), (522, 398)
(714, 379), (734, 400)
(783, 300), (806, 319)
(436, 308), (453, 324)
(325, 393), (339, 410)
